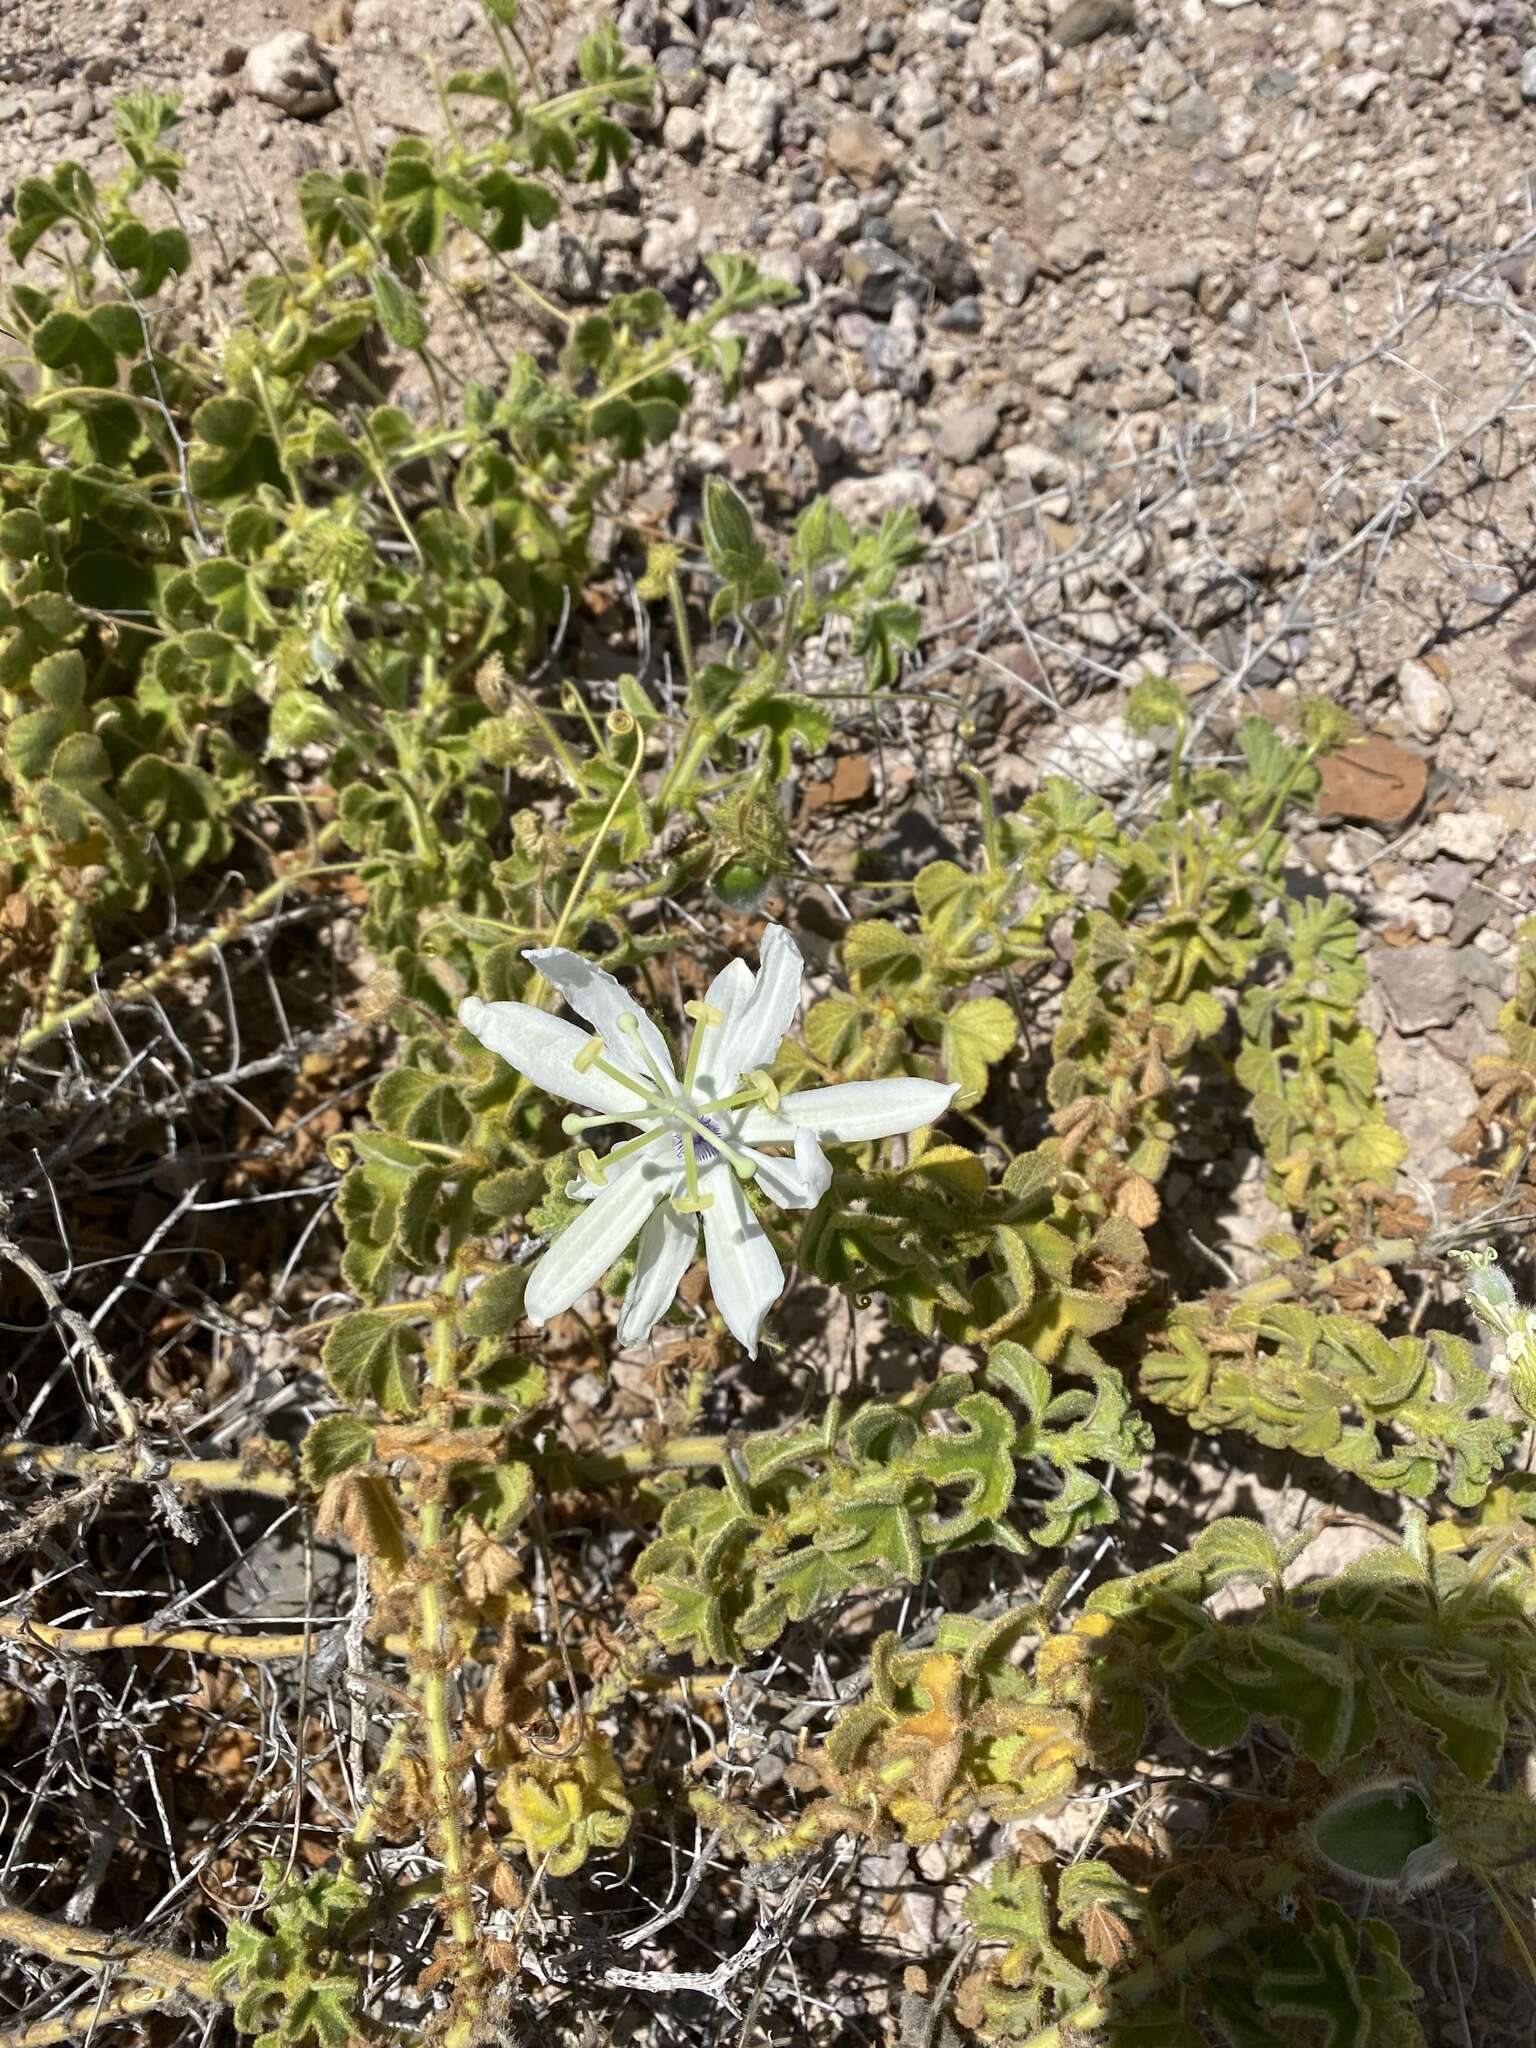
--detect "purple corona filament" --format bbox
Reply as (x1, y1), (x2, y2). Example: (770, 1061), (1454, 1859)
(676, 1116), (721, 1166)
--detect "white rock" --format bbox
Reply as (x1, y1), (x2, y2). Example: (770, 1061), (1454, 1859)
(704, 64), (782, 169)
(1000, 440), (1068, 486)
(640, 206), (701, 285)
(1338, 68), (1389, 110)
(1396, 656), (1453, 741)
(1035, 351), (1088, 397)
(244, 30), (337, 118)
(661, 105), (704, 153)
(755, 375), (805, 415)
(823, 197), (863, 242)
(1523, 48), (1536, 102)
(1139, 39), (1186, 102)
(1310, 7), (1348, 54)
(702, 19), (765, 73)
(1433, 809), (1508, 865)
(1038, 714), (1156, 794)
(827, 467), (937, 523)
(893, 75), (943, 138)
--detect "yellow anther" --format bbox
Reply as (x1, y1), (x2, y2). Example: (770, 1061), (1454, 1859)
(684, 1000), (726, 1028)
(746, 1068), (781, 1112)
(577, 1147), (608, 1187)
(675, 1193), (715, 1215)
(573, 1035), (606, 1074)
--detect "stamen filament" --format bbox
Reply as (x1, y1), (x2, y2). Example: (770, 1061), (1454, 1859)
(562, 1109), (642, 1135)
(603, 1129), (666, 1170)
(589, 1050), (666, 1109)
(696, 1087), (764, 1115)
(574, 1129), (664, 1190)
(616, 1012), (674, 1094)
(698, 1071), (782, 1117)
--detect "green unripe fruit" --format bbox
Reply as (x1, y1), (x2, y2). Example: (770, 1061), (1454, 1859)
(713, 859), (771, 911)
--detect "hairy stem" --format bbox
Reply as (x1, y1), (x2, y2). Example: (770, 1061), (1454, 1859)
(1015, 1861), (1304, 2048)
(412, 1305), (484, 2038)
(0, 1900), (217, 2003)
(0, 1441), (295, 1497)
(0, 1616), (414, 1661)
(0, 1982), (184, 2047)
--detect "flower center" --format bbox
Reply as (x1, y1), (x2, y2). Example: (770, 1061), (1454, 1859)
(561, 1002), (780, 1211)
(675, 1116), (721, 1167)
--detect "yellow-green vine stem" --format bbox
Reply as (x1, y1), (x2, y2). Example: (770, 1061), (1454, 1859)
(0, 1900), (217, 2004)
(0, 1439), (295, 1497)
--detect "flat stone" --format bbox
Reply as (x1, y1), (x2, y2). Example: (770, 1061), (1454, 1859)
(1051, 0), (1136, 48)
(662, 106), (704, 153)
(827, 467), (937, 523)
(1420, 857), (1471, 905)
(1433, 808), (1508, 865)
(705, 65), (782, 170)
(826, 110), (901, 189)
(988, 228), (1036, 307)
(1371, 944), (1472, 1035)
(1316, 735), (1428, 825)
(1375, 1030), (1477, 1179)
(1450, 889), (1499, 946)
(842, 240), (925, 316)
(1279, 225), (1318, 268)
(1338, 68), (1390, 110)
(1035, 350), (1089, 397)
(934, 295), (983, 332)
(1403, 20), (1455, 80)
(894, 219), (980, 300)
(1168, 88), (1220, 144)
(935, 404), (1001, 464)
(1039, 714), (1155, 794)
(1045, 221), (1105, 274)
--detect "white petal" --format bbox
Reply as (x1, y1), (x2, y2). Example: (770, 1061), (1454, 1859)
(692, 957), (754, 1097)
(567, 1129), (664, 1201)
(524, 1151), (671, 1326)
(523, 946), (677, 1089)
(731, 1104), (795, 1144)
(617, 1202), (699, 1346)
(700, 1163), (784, 1358)
(698, 923), (802, 1098)
(702, 955), (755, 1023)
(741, 1077), (958, 1145)
(745, 1127), (832, 1210)
(458, 999), (639, 1116)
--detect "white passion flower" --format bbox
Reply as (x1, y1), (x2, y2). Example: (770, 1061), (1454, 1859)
(458, 925), (957, 1357)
